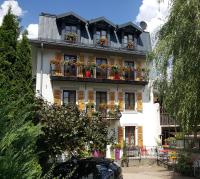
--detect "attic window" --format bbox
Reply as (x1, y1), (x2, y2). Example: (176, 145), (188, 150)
(65, 25), (77, 33)
(124, 34), (134, 45)
(96, 30), (107, 41)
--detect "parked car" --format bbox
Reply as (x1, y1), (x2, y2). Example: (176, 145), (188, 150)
(53, 157), (123, 179)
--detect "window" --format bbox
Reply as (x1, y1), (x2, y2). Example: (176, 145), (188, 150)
(65, 26), (71, 33)
(96, 30), (107, 41)
(63, 90), (76, 105)
(71, 26), (77, 33)
(96, 92), (107, 112)
(101, 30), (107, 39)
(96, 58), (107, 79)
(96, 31), (101, 41)
(124, 61), (135, 80)
(128, 34), (133, 42)
(64, 55), (77, 76)
(125, 126), (135, 145)
(65, 25), (77, 33)
(125, 93), (135, 110)
(124, 36), (128, 45)
(124, 34), (134, 45)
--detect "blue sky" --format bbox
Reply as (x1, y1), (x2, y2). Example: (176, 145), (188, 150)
(0, 0), (169, 39)
(0, 0), (142, 27)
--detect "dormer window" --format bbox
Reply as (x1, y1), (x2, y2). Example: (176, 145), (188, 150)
(124, 34), (134, 49)
(66, 25), (77, 33)
(96, 30), (107, 46)
(65, 25), (77, 42)
(124, 34), (133, 45)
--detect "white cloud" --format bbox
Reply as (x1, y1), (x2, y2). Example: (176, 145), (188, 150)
(0, 0), (38, 39)
(136, 0), (171, 45)
(27, 24), (38, 39)
(0, 0), (25, 25)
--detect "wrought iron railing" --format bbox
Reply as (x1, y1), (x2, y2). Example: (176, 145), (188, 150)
(50, 64), (146, 82)
(36, 38), (147, 55)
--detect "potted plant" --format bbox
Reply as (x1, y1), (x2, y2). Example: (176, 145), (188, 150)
(50, 59), (61, 65)
(65, 32), (77, 42)
(83, 63), (96, 78)
(99, 38), (107, 46)
(99, 103), (107, 110)
(50, 59), (62, 76)
(99, 63), (107, 70)
(127, 41), (134, 49)
(86, 102), (95, 109)
(111, 65), (120, 80)
(114, 143), (122, 160)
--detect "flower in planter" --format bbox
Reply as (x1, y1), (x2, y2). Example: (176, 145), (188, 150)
(99, 38), (107, 46)
(127, 41), (134, 49)
(99, 63), (107, 69)
(115, 143), (122, 149)
(111, 65), (120, 80)
(86, 102), (95, 109)
(120, 66), (127, 72)
(99, 103), (108, 110)
(82, 63), (96, 77)
(111, 65), (119, 74)
(50, 59), (61, 65)
(75, 61), (84, 67)
(65, 32), (77, 42)
(92, 111), (99, 117)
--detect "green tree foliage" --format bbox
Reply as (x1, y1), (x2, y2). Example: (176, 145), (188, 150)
(154, 0), (200, 135)
(0, 9), (41, 178)
(36, 99), (114, 171)
(0, 8), (19, 81)
(0, 97), (42, 178)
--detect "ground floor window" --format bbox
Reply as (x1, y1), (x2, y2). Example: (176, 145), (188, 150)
(63, 90), (76, 105)
(125, 126), (135, 145)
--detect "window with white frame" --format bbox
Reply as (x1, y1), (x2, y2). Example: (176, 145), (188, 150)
(63, 90), (76, 105)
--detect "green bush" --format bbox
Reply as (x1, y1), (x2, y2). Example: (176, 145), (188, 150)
(176, 153), (193, 176)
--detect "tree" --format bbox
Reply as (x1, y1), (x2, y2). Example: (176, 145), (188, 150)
(0, 9), (42, 178)
(36, 99), (114, 171)
(0, 8), (19, 82)
(154, 0), (200, 139)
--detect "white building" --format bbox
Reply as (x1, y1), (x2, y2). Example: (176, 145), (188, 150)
(30, 12), (161, 153)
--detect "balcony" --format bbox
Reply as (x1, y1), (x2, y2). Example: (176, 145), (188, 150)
(86, 103), (121, 120)
(50, 62), (148, 85)
(160, 113), (178, 126)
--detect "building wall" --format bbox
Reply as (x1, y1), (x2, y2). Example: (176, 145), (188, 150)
(33, 48), (161, 147)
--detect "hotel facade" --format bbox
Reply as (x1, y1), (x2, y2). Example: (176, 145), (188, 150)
(30, 12), (161, 153)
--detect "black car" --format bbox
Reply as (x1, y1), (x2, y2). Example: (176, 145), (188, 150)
(53, 157), (123, 179)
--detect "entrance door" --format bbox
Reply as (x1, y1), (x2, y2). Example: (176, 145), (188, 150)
(125, 126), (135, 145)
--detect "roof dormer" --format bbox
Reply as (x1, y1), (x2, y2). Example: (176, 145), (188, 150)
(56, 11), (87, 24)
(118, 22), (143, 35)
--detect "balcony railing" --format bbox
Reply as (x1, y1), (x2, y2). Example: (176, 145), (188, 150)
(160, 113), (178, 126)
(86, 104), (121, 120)
(32, 38), (147, 55)
(50, 63), (146, 83)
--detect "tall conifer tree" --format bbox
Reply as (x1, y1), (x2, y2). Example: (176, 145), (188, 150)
(0, 8), (41, 178)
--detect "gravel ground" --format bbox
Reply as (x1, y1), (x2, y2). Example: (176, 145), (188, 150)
(122, 165), (195, 179)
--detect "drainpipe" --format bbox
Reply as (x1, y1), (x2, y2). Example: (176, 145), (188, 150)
(40, 42), (44, 96)
(114, 29), (120, 48)
(85, 22), (91, 44)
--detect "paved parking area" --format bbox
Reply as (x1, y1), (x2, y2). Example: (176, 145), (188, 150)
(122, 165), (195, 179)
